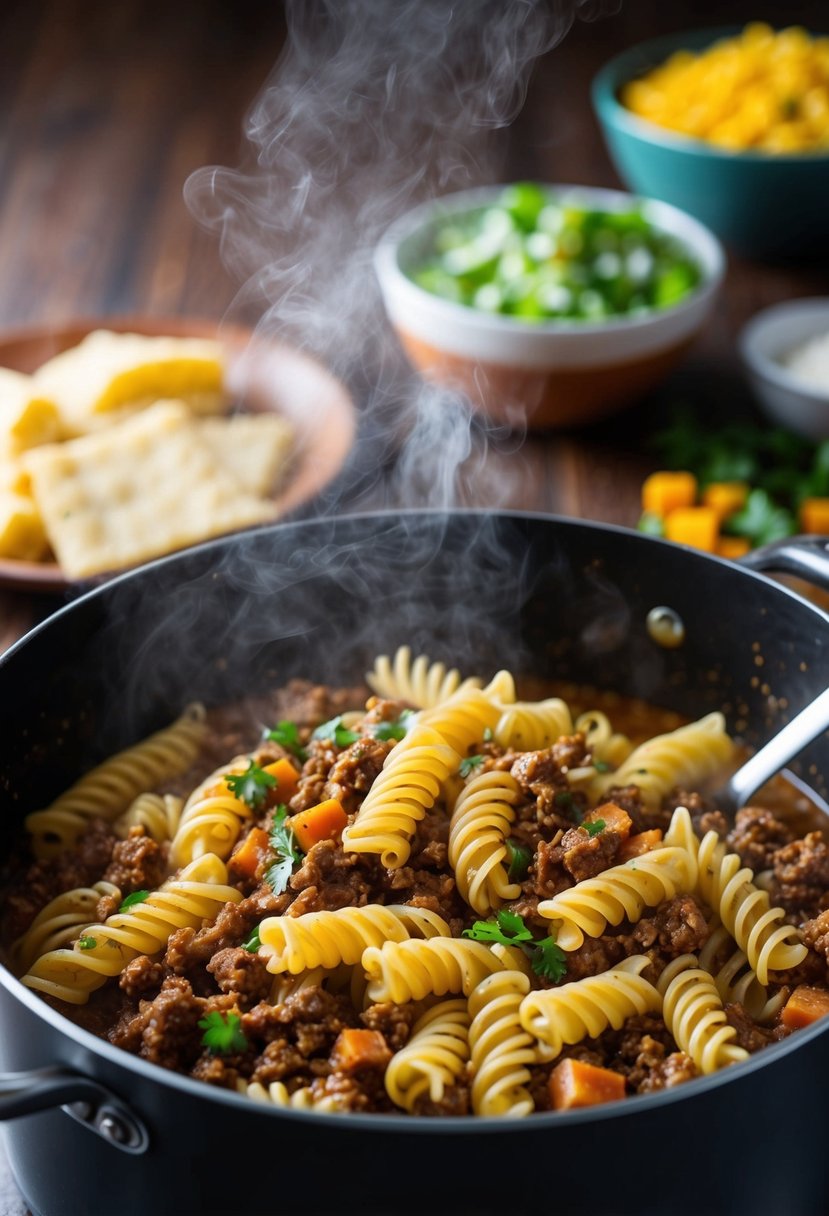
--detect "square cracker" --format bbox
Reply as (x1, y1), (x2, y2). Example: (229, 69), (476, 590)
(197, 412), (296, 497)
(23, 399), (277, 579)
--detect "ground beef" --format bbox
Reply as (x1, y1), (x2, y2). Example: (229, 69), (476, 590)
(770, 832), (829, 917)
(727, 806), (796, 873)
(528, 838), (572, 900)
(119, 955), (167, 1000)
(510, 748), (570, 816)
(798, 910), (829, 975)
(103, 828), (167, 894)
(625, 895), (710, 960)
(164, 885), (289, 974)
(554, 934), (626, 983)
(325, 737), (396, 814)
(725, 1003), (777, 1053)
(602, 784), (659, 833)
(111, 976), (204, 1071)
(664, 789), (729, 841)
(207, 947), (273, 1005)
(288, 839), (375, 914)
(1, 819), (116, 941)
(360, 1001), (418, 1052)
(638, 1052), (697, 1091)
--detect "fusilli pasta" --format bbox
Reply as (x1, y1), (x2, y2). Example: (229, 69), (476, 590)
(362, 937), (529, 1005)
(448, 769), (522, 915)
(467, 969), (536, 1117)
(365, 646), (481, 708)
(384, 998), (471, 1112)
(10, 880), (121, 975)
(698, 925), (787, 1023)
(113, 792), (183, 844)
(658, 954), (749, 1074)
(170, 755), (255, 867)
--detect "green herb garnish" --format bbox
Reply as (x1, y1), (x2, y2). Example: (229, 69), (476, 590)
(77, 934), (97, 950)
(313, 716), (361, 748)
(593, 760), (611, 773)
(724, 487), (796, 547)
(198, 1011), (248, 1055)
(584, 819), (606, 838)
(371, 710), (416, 743)
(459, 754), (484, 778)
(243, 925), (261, 953)
(265, 806), (303, 895)
(505, 838), (532, 883)
(264, 720), (308, 762)
(225, 760), (277, 809)
(463, 909), (567, 983)
(483, 726), (494, 743)
(637, 511), (665, 538)
(118, 890), (149, 912)
(554, 791), (574, 811)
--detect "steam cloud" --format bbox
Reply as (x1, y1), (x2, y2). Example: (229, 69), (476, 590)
(185, 0), (621, 513)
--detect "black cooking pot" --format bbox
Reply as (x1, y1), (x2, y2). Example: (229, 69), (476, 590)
(1, 510), (828, 1216)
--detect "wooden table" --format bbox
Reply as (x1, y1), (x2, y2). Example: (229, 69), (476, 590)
(0, 1), (826, 1211)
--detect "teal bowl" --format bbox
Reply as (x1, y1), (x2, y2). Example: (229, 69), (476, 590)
(591, 27), (829, 260)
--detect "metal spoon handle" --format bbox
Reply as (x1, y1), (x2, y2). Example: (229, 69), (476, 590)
(721, 686), (829, 812)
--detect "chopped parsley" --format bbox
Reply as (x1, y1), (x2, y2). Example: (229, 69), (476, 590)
(118, 890), (149, 912)
(265, 806), (303, 895)
(483, 726), (494, 743)
(313, 716), (361, 748)
(77, 935), (97, 950)
(243, 925), (261, 953)
(264, 720), (308, 762)
(463, 908), (567, 983)
(198, 1011), (248, 1055)
(593, 759), (611, 773)
(554, 791), (574, 811)
(371, 709), (416, 742)
(505, 838), (532, 883)
(584, 819), (607, 838)
(459, 754), (484, 778)
(225, 760), (277, 809)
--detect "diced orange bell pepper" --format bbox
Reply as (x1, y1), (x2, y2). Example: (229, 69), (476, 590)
(781, 985), (829, 1029)
(664, 506), (720, 553)
(330, 1028), (392, 1073)
(641, 471), (698, 517)
(549, 1058), (626, 1110)
(716, 536), (751, 559)
(229, 826), (271, 879)
(702, 481), (749, 520)
(799, 497), (829, 535)
(618, 829), (663, 861)
(262, 757), (300, 802)
(585, 802), (632, 841)
(288, 798), (348, 851)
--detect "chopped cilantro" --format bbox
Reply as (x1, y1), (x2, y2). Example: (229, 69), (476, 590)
(77, 934), (97, 950)
(118, 890), (149, 912)
(593, 759), (611, 773)
(459, 754), (484, 778)
(463, 909), (567, 984)
(243, 925), (261, 953)
(225, 760), (277, 809)
(313, 716), (361, 748)
(265, 806), (303, 895)
(637, 511), (665, 538)
(198, 1010), (248, 1055)
(264, 720), (308, 762)
(584, 819), (606, 838)
(554, 791), (574, 810)
(505, 838), (532, 883)
(371, 710), (416, 742)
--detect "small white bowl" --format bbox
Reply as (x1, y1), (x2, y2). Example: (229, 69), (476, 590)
(740, 299), (829, 440)
(374, 183), (725, 430)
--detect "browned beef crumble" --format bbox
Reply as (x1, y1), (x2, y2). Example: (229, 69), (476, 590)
(5, 679), (829, 1120)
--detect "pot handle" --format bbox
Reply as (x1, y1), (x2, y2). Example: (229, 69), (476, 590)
(739, 535), (829, 594)
(0, 1068), (149, 1154)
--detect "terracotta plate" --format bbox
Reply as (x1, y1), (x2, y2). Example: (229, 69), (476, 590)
(0, 315), (357, 593)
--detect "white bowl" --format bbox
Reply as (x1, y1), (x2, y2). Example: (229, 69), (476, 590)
(740, 299), (829, 440)
(374, 183), (725, 430)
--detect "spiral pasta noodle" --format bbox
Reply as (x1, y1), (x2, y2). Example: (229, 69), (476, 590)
(21, 853), (241, 1004)
(493, 698), (574, 752)
(658, 954), (749, 1075)
(10, 880), (122, 975)
(24, 703), (207, 859)
(575, 710), (634, 768)
(418, 686), (502, 759)
(537, 845), (698, 950)
(365, 646), (481, 709)
(113, 792), (183, 844)
(363, 937), (528, 1005)
(698, 925), (787, 1023)
(384, 998), (471, 1112)
(170, 755), (257, 867)
(696, 830), (807, 985)
(340, 724), (458, 868)
(242, 1080), (346, 1112)
(519, 955), (661, 1062)
(589, 712), (734, 809)
(449, 769), (522, 915)
(258, 904), (450, 975)
(467, 969), (536, 1117)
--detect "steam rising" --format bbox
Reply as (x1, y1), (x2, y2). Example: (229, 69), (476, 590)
(185, 0), (620, 512)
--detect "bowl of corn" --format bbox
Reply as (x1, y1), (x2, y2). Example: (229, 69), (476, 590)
(591, 23), (829, 259)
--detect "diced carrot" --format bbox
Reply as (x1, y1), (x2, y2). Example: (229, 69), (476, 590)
(641, 471), (698, 517)
(330, 1028), (392, 1074)
(664, 506), (720, 553)
(288, 798), (348, 851)
(618, 829), (663, 861)
(262, 757), (300, 802)
(228, 826), (271, 879)
(799, 497), (829, 535)
(702, 481), (749, 520)
(586, 802), (632, 840)
(549, 1058), (626, 1110)
(716, 536), (752, 559)
(781, 985), (829, 1030)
